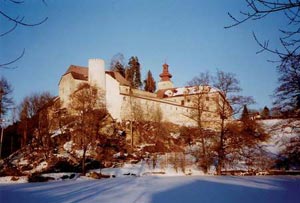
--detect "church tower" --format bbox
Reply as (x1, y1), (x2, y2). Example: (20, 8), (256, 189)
(157, 63), (174, 90)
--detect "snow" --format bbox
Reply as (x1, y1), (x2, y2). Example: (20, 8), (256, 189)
(18, 158), (28, 166)
(170, 132), (180, 139)
(30, 161), (48, 173)
(51, 129), (63, 138)
(165, 86), (220, 97)
(0, 176), (299, 203)
(63, 141), (73, 152)
(0, 176), (27, 184)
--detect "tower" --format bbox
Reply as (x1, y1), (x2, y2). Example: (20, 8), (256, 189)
(88, 59), (106, 91)
(157, 63), (174, 90)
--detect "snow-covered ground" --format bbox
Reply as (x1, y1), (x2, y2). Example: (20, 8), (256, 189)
(0, 176), (299, 203)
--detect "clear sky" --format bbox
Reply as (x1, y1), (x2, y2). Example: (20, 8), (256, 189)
(0, 0), (287, 112)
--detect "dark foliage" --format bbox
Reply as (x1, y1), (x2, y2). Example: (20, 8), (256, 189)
(0, 77), (13, 118)
(1, 122), (22, 158)
(126, 56), (142, 89)
(260, 106), (270, 119)
(28, 173), (55, 183)
(47, 160), (81, 173)
(276, 135), (300, 170)
(144, 70), (156, 93)
(241, 105), (249, 121)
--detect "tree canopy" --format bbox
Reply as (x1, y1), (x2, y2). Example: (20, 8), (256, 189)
(0, 77), (13, 119)
(144, 70), (156, 93)
(126, 56), (142, 89)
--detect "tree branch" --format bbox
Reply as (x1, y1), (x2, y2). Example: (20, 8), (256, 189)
(0, 48), (25, 68)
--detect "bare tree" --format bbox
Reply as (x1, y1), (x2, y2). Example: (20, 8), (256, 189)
(0, 0), (48, 68)
(224, 108), (269, 172)
(18, 92), (53, 147)
(185, 72), (211, 173)
(226, 1), (300, 115)
(212, 70), (254, 174)
(110, 53), (126, 77)
(225, 0), (300, 57)
(68, 83), (107, 175)
(274, 54), (300, 114)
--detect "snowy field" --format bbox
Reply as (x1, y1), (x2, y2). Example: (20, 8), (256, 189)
(1, 176), (300, 203)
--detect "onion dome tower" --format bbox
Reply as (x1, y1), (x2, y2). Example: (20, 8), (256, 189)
(157, 63), (174, 90)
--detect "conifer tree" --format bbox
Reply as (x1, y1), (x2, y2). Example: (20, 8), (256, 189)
(144, 70), (156, 93)
(241, 105), (250, 121)
(0, 77), (13, 119)
(126, 56), (142, 89)
(261, 106), (270, 119)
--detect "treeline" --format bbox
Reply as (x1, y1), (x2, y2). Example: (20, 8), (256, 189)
(110, 53), (156, 92)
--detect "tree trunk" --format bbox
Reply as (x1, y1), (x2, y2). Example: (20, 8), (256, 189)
(217, 118), (225, 175)
(200, 135), (208, 174)
(82, 147), (87, 175)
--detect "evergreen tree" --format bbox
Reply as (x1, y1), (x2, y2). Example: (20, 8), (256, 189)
(241, 105), (250, 121)
(260, 106), (270, 119)
(126, 56), (142, 89)
(0, 77), (13, 119)
(144, 70), (156, 93)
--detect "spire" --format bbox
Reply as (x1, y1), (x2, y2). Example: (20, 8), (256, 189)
(159, 63), (172, 81)
(157, 63), (174, 90)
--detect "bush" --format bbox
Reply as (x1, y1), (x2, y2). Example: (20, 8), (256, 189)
(61, 175), (70, 180)
(28, 174), (55, 182)
(69, 173), (76, 179)
(88, 172), (111, 179)
(0, 166), (23, 177)
(48, 160), (80, 173)
(85, 159), (101, 170)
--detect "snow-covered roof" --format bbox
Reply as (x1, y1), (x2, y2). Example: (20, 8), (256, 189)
(157, 85), (220, 98)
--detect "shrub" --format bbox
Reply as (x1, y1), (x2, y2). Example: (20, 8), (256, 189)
(28, 174), (55, 182)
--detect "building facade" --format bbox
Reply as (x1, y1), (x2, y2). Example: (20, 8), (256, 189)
(58, 59), (232, 129)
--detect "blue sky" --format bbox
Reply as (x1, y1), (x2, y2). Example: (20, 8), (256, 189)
(0, 0), (287, 111)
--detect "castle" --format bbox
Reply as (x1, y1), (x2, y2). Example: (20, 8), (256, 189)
(59, 59), (231, 129)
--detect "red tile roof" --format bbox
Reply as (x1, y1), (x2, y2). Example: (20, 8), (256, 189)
(62, 65), (131, 86)
(63, 65), (88, 81)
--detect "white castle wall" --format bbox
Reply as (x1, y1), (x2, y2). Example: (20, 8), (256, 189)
(105, 74), (123, 121)
(118, 88), (223, 129)
(59, 74), (87, 107)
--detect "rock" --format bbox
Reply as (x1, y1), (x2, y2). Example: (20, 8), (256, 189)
(11, 176), (19, 181)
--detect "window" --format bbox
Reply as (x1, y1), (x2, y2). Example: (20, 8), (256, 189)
(206, 97), (209, 101)
(181, 100), (185, 106)
(123, 96), (126, 101)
